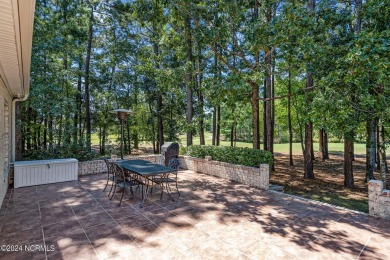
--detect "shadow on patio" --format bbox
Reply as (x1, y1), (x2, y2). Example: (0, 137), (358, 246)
(0, 170), (389, 259)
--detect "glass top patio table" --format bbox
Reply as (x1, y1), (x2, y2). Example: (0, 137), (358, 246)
(114, 159), (175, 207)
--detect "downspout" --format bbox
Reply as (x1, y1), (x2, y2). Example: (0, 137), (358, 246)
(11, 88), (29, 163)
(10, 0), (36, 163)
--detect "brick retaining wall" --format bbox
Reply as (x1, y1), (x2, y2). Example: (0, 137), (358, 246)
(368, 180), (390, 220)
(78, 155), (269, 190)
(179, 155), (269, 190)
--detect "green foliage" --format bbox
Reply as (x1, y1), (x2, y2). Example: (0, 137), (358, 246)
(24, 0), (389, 168)
(183, 145), (273, 167)
(23, 144), (97, 162)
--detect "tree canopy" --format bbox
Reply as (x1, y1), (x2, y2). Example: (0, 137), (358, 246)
(21, 0), (389, 187)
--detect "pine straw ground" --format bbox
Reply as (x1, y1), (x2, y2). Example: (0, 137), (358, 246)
(271, 153), (390, 213)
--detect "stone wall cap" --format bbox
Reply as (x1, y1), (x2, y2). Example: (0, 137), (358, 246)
(180, 155), (268, 169)
(368, 180), (384, 184)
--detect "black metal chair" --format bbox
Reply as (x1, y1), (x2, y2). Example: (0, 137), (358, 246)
(150, 158), (181, 197)
(103, 158), (115, 196)
(110, 164), (140, 206)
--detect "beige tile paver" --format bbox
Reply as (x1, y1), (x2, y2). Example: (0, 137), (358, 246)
(0, 170), (388, 259)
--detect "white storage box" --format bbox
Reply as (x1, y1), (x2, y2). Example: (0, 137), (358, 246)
(14, 159), (79, 188)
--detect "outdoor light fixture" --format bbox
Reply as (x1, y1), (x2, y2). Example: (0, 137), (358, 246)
(110, 109), (131, 160)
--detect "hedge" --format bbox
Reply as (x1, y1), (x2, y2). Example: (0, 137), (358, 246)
(182, 145), (273, 167)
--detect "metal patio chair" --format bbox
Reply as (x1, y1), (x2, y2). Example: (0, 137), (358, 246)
(103, 158), (115, 196)
(150, 157), (181, 197)
(110, 164), (140, 206)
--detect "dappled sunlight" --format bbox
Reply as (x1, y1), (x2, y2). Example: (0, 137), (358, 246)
(272, 153), (390, 212)
(0, 170), (388, 259)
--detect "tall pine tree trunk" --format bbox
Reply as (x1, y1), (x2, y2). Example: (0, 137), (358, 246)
(57, 115), (62, 147)
(264, 50), (272, 153)
(216, 105), (221, 146)
(157, 91), (164, 153)
(304, 121), (314, 179)
(250, 81), (260, 149)
(43, 117), (47, 149)
(33, 114), (37, 149)
(376, 124), (380, 170)
(379, 121), (387, 188)
(319, 129), (324, 161)
(212, 46), (218, 146)
(230, 121), (235, 147)
(311, 131), (315, 161)
(197, 46), (205, 145)
(344, 132), (355, 188)
(185, 15), (193, 147)
(148, 103), (157, 153)
(303, 70), (314, 179)
(366, 119), (376, 181)
(271, 50), (275, 170)
(48, 113), (53, 149)
(153, 40), (164, 153)
(26, 106), (32, 150)
(133, 78), (139, 150)
(319, 128), (329, 160)
(84, 7), (94, 151)
(303, 0), (315, 179)
(198, 89), (205, 145)
(74, 56), (82, 145)
(288, 67), (293, 166)
(126, 122), (131, 155)
(324, 129), (329, 159)
(37, 119), (41, 148)
(102, 63), (116, 155)
(303, 71), (314, 179)
(212, 107), (216, 146)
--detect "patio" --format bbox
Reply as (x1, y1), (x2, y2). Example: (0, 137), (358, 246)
(0, 170), (389, 260)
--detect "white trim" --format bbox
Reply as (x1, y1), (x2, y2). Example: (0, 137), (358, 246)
(11, 0), (23, 95)
(18, 0), (36, 97)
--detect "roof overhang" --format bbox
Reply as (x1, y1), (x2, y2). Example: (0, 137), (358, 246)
(0, 0), (35, 99)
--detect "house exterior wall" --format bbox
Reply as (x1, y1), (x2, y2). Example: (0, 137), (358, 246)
(0, 78), (12, 207)
(0, 0), (36, 208)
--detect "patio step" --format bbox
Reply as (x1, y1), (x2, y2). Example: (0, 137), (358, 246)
(269, 184), (284, 192)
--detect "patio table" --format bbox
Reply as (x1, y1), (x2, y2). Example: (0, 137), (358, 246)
(114, 159), (175, 207)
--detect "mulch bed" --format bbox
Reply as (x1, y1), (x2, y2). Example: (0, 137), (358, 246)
(270, 153), (390, 212)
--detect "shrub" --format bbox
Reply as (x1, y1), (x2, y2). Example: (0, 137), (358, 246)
(23, 144), (97, 162)
(183, 145), (273, 167)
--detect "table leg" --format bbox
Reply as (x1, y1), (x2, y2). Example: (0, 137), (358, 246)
(160, 173), (175, 202)
(140, 178), (151, 208)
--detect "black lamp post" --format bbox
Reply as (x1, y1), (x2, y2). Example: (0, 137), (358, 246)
(110, 109), (131, 160)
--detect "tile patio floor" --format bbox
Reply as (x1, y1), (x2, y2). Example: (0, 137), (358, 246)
(0, 170), (389, 260)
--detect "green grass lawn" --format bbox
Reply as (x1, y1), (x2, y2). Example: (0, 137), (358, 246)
(284, 188), (369, 213)
(95, 132), (382, 155)
(92, 132), (376, 213)
(91, 133), (155, 149)
(178, 133), (371, 155)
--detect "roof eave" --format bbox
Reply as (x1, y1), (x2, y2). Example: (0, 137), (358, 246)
(15, 0), (36, 99)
